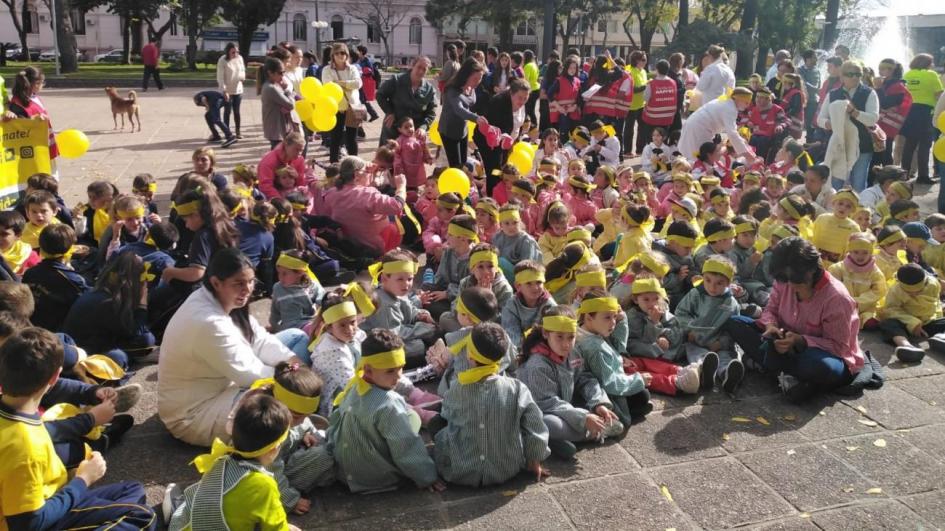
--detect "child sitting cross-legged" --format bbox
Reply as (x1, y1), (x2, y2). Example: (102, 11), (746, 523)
(812, 188), (861, 265)
(167, 393), (299, 530)
(879, 264), (944, 362)
(0, 327), (155, 530)
(828, 233), (887, 330)
(516, 306), (622, 460)
(538, 201), (572, 265)
(328, 328), (446, 494)
(0, 210), (40, 275)
(269, 250), (326, 332)
(693, 218), (736, 274)
(422, 192), (462, 264)
(21, 190), (62, 249)
(22, 224), (91, 332)
(307, 290), (368, 416)
(492, 204), (542, 280)
(653, 220), (699, 310)
(439, 243), (513, 332)
(545, 241), (598, 305)
(502, 260), (558, 348)
(874, 226), (907, 284)
(423, 214), (477, 319)
(434, 322), (551, 486)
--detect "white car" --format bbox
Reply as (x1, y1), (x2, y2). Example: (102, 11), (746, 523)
(38, 50), (57, 61)
(94, 49), (124, 62)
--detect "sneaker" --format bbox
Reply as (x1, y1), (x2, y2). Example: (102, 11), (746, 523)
(114, 383), (142, 413)
(630, 401), (653, 424)
(895, 344), (926, 363)
(601, 419), (625, 438)
(221, 136), (238, 148)
(162, 483), (183, 523)
(741, 304), (762, 319)
(928, 334), (945, 354)
(778, 372), (800, 394)
(675, 366), (700, 394)
(700, 352), (720, 391)
(102, 414), (135, 449)
(722, 359), (745, 394)
(548, 439), (577, 460)
(207, 135), (222, 143)
(785, 381), (817, 403)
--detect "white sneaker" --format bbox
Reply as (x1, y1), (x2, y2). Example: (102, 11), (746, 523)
(114, 383), (142, 413)
(162, 483), (182, 524)
(601, 419), (625, 439)
(675, 366), (701, 394)
(928, 333), (945, 354)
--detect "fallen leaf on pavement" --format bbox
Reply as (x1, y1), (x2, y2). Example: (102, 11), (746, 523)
(731, 416), (752, 423)
(787, 449), (796, 455)
(756, 416), (770, 426)
(857, 419), (878, 427)
(873, 439), (887, 448)
(660, 484), (673, 502)
(866, 487), (883, 494)
(846, 446), (859, 452)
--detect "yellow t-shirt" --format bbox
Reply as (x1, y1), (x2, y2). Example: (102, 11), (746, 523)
(904, 68), (944, 107)
(812, 214), (860, 255)
(538, 232), (567, 265)
(0, 407), (69, 530)
(21, 218), (60, 249)
(221, 471), (287, 531)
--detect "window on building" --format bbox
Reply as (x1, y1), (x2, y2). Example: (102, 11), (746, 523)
(23, 7), (38, 34)
(331, 15), (343, 40)
(367, 15), (380, 43)
(70, 8), (85, 35)
(597, 19), (606, 33)
(515, 18), (536, 36)
(293, 13), (307, 41)
(409, 17), (422, 45)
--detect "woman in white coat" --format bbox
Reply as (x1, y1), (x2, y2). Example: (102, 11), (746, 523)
(678, 87), (758, 163)
(694, 45), (736, 106)
(158, 248), (308, 446)
(216, 42), (246, 138)
(321, 43), (364, 162)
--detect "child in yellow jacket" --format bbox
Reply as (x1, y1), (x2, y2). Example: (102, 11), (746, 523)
(878, 263), (944, 361)
(874, 226), (907, 285)
(828, 232), (886, 330)
(812, 189), (861, 266)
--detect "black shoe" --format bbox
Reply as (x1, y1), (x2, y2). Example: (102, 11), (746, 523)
(548, 439), (577, 460)
(785, 381), (817, 404)
(92, 414), (135, 452)
(357, 128), (366, 139)
(630, 401), (654, 424)
(221, 137), (238, 148)
(916, 176), (939, 185)
(722, 359), (745, 394)
(700, 352), (719, 392)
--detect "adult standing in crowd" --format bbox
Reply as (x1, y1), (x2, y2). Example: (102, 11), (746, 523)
(438, 44), (461, 94)
(641, 60), (679, 144)
(694, 45), (735, 107)
(357, 45), (381, 123)
(141, 37), (164, 91)
(817, 61), (878, 192)
(873, 58), (911, 167)
(625, 50), (649, 157)
(321, 43), (363, 163)
(678, 86), (757, 164)
(258, 57), (297, 149)
(216, 42), (246, 139)
(765, 49), (792, 84)
(523, 49), (541, 127)
(475, 78), (530, 194)
(797, 49), (821, 137)
(900, 53), (944, 184)
(667, 53), (689, 134)
(376, 56), (437, 145)
(439, 58), (490, 169)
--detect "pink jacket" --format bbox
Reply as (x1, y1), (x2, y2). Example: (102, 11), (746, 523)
(324, 184), (404, 254)
(757, 272), (865, 374)
(394, 132), (432, 189)
(258, 145), (308, 199)
(567, 195), (598, 227)
(422, 215), (450, 255)
(492, 182), (510, 206)
(658, 191), (684, 219)
(415, 196), (437, 225)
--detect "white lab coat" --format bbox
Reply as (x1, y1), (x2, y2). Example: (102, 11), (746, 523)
(158, 286), (294, 446)
(695, 59), (736, 105)
(821, 100), (861, 185)
(677, 97), (750, 160)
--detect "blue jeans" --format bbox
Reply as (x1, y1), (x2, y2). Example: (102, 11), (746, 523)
(58, 481), (156, 530)
(832, 152), (871, 192)
(276, 328), (312, 364)
(205, 101), (232, 140)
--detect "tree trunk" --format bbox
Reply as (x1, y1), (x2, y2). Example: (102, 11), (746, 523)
(53, 0), (77, 72)
(121, 13), (131, 64)
(734, 0), (758, 78)
(821, 0), (840, 50)
(755, 44), (768, 76)
(131, 17), (143, 56)
(3, 0), (30, 62)
(186, 14), (199, 70)
(237, 24), (253, 64)
(146, 12), (177, 48)
(381, 35), (392, 65)
(497, 16), (512, 51)
(678, 0), (688, 28)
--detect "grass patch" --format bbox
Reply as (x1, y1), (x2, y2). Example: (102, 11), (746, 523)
(0, 61), (220, 80)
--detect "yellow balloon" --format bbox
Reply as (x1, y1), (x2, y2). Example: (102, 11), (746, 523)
(512, 142), (533, 158)
(56, 129), (90, 158)
(934, 137), (945, 163)
(467, 121), (476, 142)
(300, 77), (323, 101)
(508, 150), (533, 175)
(438, 167), (471, 199)
(313, 94), (339, 116)
(429, 119), (442, 146)
(295, 100), (314, 121)
(322, 82), (344, 104)
(313, 112), (337, 132)
(938, 112), (945, 134)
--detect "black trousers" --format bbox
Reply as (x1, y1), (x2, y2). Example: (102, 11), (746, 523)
(442, 134), (468, 169)
(880, 317), (945, 341)
(142, 65), (163, 90)
(329, 112), (359, 162)
(525, 90), (540, 127)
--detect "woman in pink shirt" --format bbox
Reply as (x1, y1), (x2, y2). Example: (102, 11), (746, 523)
(324, 155), (406, 257)
(257, 132), (308, 198)
(724, 237), (865, 402)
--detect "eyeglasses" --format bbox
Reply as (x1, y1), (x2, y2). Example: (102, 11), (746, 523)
(842, 72), (861, 78)
(335, 52), (348, 56)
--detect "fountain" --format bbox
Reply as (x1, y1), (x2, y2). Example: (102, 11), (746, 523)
(833, 0), (911, 69)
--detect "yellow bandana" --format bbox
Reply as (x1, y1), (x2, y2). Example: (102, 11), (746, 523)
(568, 176), (595, 191)
(833, 189), (859, 208)
(251, 377), (320, 415)
(577, 296), (620, 315)
(666, 235), (696, 248)
(1, 240), (32, 272)
(40, 245), (75, 262)
(771, 224), (797, 241)
(193, 430), (290, 474)
(639, 252), (671, 277)
(702, 176), (721, 187)
(706, 228), (736, 243)
(575, 270), (606, 288)
(367, 260), (417, 284)
(543, 315), (577, 333)
(117, 207), (145, 220)
(448, 222), (479, 242)
(454, 334), (500, 385)
(469, 250), (498, 268)
(277, 253), (319, 283)
(437, 198), (462, 210)
(174, 200), (200, 217)
(631, 277), (667, 298)
(515, 269), (545, 285)
(92, 208), (111, 242)
(703, 257), (735, 281)
(476, 201), (499, 219)
(567, 227), (592, 243)
(290, 201), (308, 211)
(499, 209), (521, 222)
(456, 295), (482, 324)
(546, 244), (593, 294)
(333, 348), (407, 406)
(734, 222), (756, 235)
(894, 208), (918, 221)
(511, 184), (536, 202)
(779, 197), (803, 220)
(889, 181), (912, 200)
(879, 230), (905, 247)
(344, 282), (376, 317)
(847, 238), (874, 253)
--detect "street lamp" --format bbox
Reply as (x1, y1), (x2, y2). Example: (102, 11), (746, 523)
(312, 20), (329, 50)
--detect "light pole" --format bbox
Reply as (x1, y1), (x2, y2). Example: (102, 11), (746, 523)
(312, 20), (329, 51)
(50, 0), (61, 75)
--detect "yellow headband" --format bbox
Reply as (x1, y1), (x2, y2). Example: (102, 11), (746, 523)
(511, 184), (535, 200)
(890, 181), (912, 200)
(333, 347), (407, 406)
(251, 376), (320, 415)
(499, 209), (521, 222)
(666, 235), (696, 248)
(454, 334), (500, 385)
(41, 245), (75, 262)
(290, 201), (308, 211)
(469, 250), (498, 268)
(779, 197), (803, 220)
(833, 190), (859, 208)
(174, 200), (200, 217)
(323, 301), (357, 325)
(568, 176), (594, 191)
(193, 430), (289, 474)
(543, 315), (577, 333)
(567, 228), (592, 242)
(879, 230), (905, 247)
(847, 238), (874, 252)
(276, 253), (318, 283)
(672, 173), (692, 184)
(515, 269), (545, 285)
(456, 295), (482, 324)
(233, 185), (253, 199)
(368, 259), (417, 284)
(476, 202), (499, 219)
(706, 228), (736, 243)
(671, 204), (694, 221)
(702, 176), (721, 187)
(710, 194), (729, 206)
(117, 207), (145, 219)
(633, 171), (651, 183)
(893, 207), (918, 221)
(448, 222), (479, 242)
(631, 277), (667, 298)
(134, 182), (158, 193)
(621, 208), (645, 227)
(900, 276), (928, 292)
(703, 257), (735, 281)
(546, 245), (593, 294)
(578, 296), (620, 315)
(771, 225), (797, 241)
(343, 282), (376, 317)
(742, 172), (761, 184)
(734, 222), (756, 235)
(766, 174), (786, 185)
(575, 270), (606, 288)
(639, 252), (671, 277)
(438, 198), (462, 210)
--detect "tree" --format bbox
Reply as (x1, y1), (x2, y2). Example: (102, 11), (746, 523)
(0, 0), (31, 63)
(821, 0), (839, 49)
(556, 0), (622, 55)
(350, 0), (408, 65)
(179, 0), (222, 69)
(40, 0), (78, 72)
(622, 0), (676, 54)
(662, 18), (731, 60)
(425, 0), (538, 52)
(698, 0), (744, 31)
(733, 0), (757, 78)
(753, 0), (824, 72)
(678, 0), (688, 29)
(220, 0), (285, 63)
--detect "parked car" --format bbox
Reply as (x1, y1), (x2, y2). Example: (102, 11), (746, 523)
(95, 49), (124, 63)
(6, 48), (40, 61)
(38, 50), (57, 62)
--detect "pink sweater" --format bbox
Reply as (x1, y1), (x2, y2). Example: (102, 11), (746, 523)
(415, 196), (437, 225)
(394, 132), (432, 189)
(422, 216), (450, 255)
(567, 195), (598, 227)
(258, 145), (308, 199)
(757, 272), (864, 374)
(324, 185), (404, 254)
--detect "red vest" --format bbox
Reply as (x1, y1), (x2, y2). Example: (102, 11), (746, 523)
(611, 71), (634, 118)
(749, 104), (786, 138)
(583, 76), (617, 118)
(549, 75), (581, 122)
(877, 80), (912, 137)
(642, 77), (678, 126)
(782, 87), (804, 138)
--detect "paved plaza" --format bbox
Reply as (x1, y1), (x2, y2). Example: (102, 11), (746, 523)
(35, 87), (945, 530)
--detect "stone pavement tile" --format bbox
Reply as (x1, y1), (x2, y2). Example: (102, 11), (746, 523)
(735, 372), (783, 399)
(618, 409), (726, 467)
(543, 439), (638, 484)
(758, 395), (882, 441)
(551, 473), (695, 530)
(683, 401), (809, 453)
(124, 393), (166, 437)
(895, 425), (945, 465)
(436, 471), (535, 503)
(892, 374), (945, 409)
(810, 500), (931, 530)
(862, 334), (945, 381)
(823, 433), (945, 496)
(746, 517), (820, 530)
(900, 490), (945, 528)
(737, 444), (875, 511)
(304, 507), (448, 530)
(647, 457), (795, 528)
(839, 384), (945, 430)
(305, 483), (442, 524)
(445, 490), (571, 530)
(102, 431), (202, 489)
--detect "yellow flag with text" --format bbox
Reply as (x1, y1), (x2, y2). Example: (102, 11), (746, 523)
(0, 118), (51, 209)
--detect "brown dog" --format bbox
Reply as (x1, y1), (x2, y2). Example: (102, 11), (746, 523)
(105, 86), (140, 132)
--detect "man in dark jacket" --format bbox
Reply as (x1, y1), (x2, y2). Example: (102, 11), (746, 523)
(375, 56), (437, 145)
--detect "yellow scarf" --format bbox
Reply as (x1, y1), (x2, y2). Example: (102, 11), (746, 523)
(1, 240), (32, 273)
(451, 334), (500, 385)
(92, 208), (111, 243)
(332, 348), (406, 406)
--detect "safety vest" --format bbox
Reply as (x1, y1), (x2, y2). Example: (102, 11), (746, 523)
(584, 77), (617, 118)
(611, 71), (635, 118)
(642, 77), (678, 126)
(549, 75), (582, 122)
(749, 104), (786, 138)
(877, 79), (912, 137)
(782, 87), (804, 138)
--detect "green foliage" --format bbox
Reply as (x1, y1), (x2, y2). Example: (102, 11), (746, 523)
(220, 0), (286, 61)
(755, 0), (825, 53)
(425, 0), (539, 49)
(661, 18), (733, 59)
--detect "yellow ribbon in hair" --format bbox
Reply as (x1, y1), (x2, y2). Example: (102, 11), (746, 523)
(333, 348), (407, 406)
(639, 252), (671, 277)
(666, 235), (696, 248)
(703, 257), (735, 281)
(469, 250), (498, 268)
(454, 334), (500, 385)
(833, 189), (859, 208)
(92, 209), (111, 242)
(193, 430), (290, 474)
(251, 377), (320, 415)
(117, 207), (145, 219)
(546, 244), (593, 294)
(575, 270), (606, 288)
(567, 176), (595, 191)
(631, 277), (667, 298)
(706, 227), (736, 243)
(476, 201), (499, 219)
(277, 253), (319, 283)
(734, 222), (756, 235)
(577, 296), (620, 315)
(174, 200), (200, 217)
(498, 209), (521, 222)
(40, 245), (75, 262)
(847, 238), (874, 253)
(567, 227), (592, 243)
(367, 260), (417, 284)
(879, 230), (905, 247)
(889, 181), (912, 200)
(515, 269), (545, 285)
(344, 282), (376, 317)
(795, 151), (814, 168)
(779, 197), (803, 220)
(456, 295), (481, 324)
(543, 315), (577, 333)
(448, 222), (479, 242)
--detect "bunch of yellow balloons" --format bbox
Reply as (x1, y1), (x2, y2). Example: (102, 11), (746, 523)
(507, 141), (538, 174)
(296, 77), (346, 132)
(56, 129), (90, 158)
(934, 112), (945, 163)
